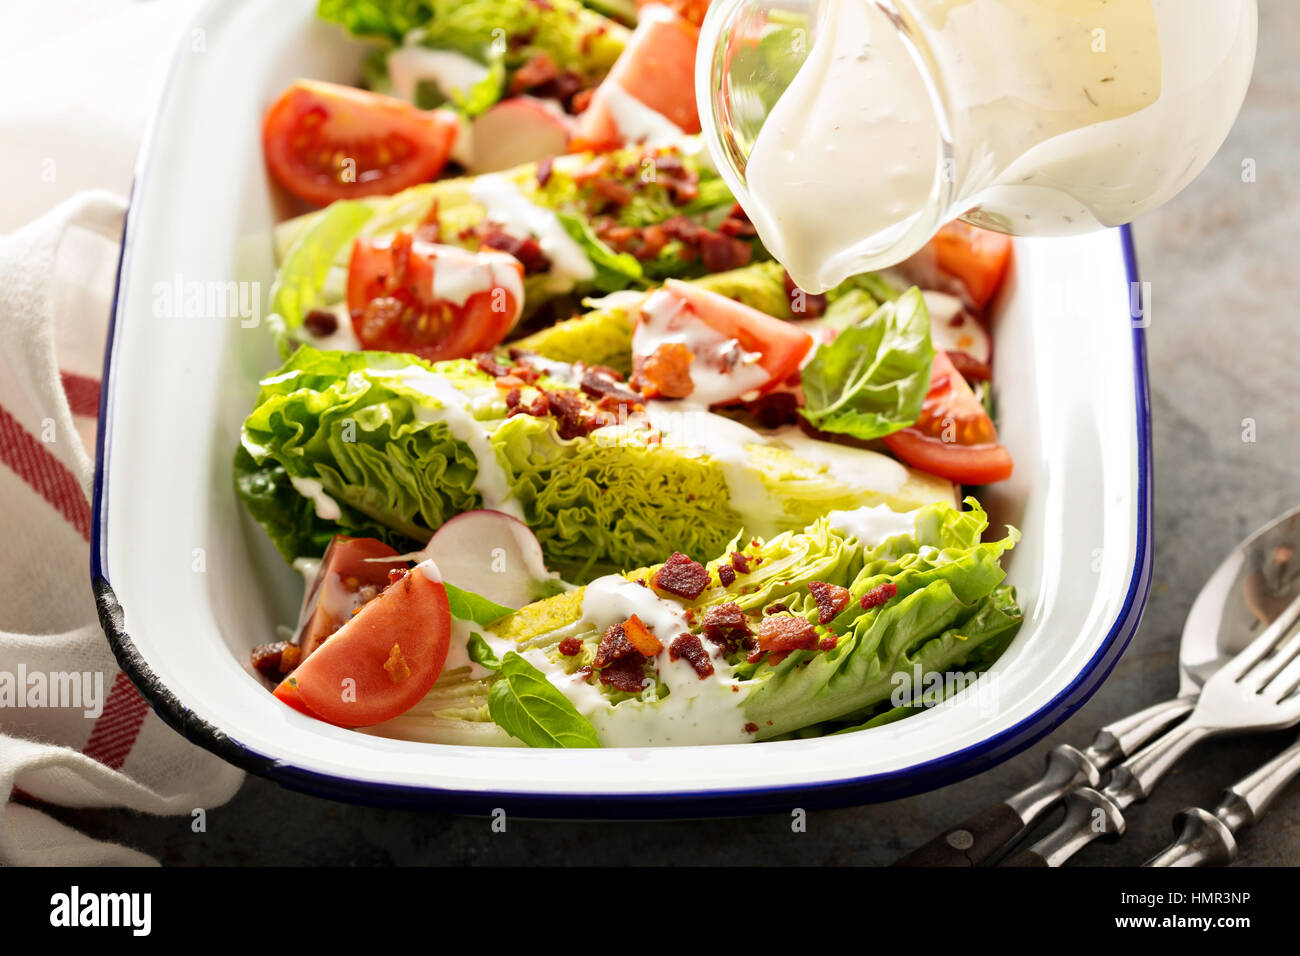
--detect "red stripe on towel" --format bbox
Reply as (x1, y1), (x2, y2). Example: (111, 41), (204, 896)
(81, 672), (149, 770)
(0, 402), (90, 540)
(60, 371), (101, 418)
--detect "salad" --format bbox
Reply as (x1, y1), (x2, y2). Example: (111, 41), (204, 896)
(239, 0), (1021, 748)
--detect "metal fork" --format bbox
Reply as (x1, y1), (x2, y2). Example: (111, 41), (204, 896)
(1005, 592), (1300, 867)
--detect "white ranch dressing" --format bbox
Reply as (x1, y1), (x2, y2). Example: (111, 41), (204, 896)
(466, 175), (596, 287)
(922, 291), (989, 363)
(289, 476), (342, 521)
(424, 244), (525, 309)
(383, 367), (526, 520)
(741, 0), (1251, 292)
(598, 82), (685, 148)
(826, 504), (918, 548)
(561, 575), (755, 746)
(632, 288), (770, 406)
(386, 45), (490, 106)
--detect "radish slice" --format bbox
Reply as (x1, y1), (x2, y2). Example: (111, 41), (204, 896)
(420, 510), (560, 609)
(468, 98), (572, 174)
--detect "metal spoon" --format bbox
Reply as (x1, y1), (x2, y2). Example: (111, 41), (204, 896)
(893, 504), (1300, 867)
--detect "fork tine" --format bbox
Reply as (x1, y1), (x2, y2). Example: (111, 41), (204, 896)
(1261, 635), (1300, 702)
(1224, 593), (1300, 683)
(1246, 617), (1300, 693)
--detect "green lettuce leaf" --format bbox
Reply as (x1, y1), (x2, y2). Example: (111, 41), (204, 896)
(555, 212), (644, 292)
(268, 200), (374, 334)
(799, 287), (935, 441)
(488, 651), (600, 747)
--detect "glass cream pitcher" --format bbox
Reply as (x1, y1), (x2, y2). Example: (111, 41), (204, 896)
(696, 0), (1258, 292)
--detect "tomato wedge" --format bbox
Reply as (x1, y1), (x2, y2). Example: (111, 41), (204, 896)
(275, 563), (451, 728)
(571, 10), (701, 150)
(656, 279), (813, 391)
(882, 350), (1013, 485)
(347, 233), (525, 360)
(294, 536), (408, 661)
(930, 221), (1013, 308)
(262, 80), (459, 206)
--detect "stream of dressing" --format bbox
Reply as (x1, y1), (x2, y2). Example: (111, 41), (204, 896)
(743, 0), (1167, 292)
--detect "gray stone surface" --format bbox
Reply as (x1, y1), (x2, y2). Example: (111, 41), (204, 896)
(56, 2), (1300, 865)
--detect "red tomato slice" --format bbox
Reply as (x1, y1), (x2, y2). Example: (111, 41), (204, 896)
(262, 80), (459, 207)
(347, 233), (524, 360)
(658, 278), (813, 392)
(571, 11), (701, 150)
(882, 351), (1013, 485)
(294, 536), (408, 661)
(930, 221), (1013, 308)
(275, 564), (451, 728)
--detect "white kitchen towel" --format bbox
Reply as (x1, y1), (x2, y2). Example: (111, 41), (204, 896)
(0, 0), (244, 867)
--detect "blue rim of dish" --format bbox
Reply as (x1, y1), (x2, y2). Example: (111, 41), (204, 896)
(90, 214), (1152, 817)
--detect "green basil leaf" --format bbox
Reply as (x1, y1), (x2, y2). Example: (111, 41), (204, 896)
(467, 632), (501, 670)
(488, 651), (600, 748)
(445, 583), (515, 626)
(799, 286), (935, 441)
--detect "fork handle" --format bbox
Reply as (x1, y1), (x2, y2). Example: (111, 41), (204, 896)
(892, 698), (1191, 868)
(1005, 723), (1216, 867)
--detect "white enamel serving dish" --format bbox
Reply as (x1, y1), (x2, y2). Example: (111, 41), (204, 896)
(92, 0), (1151, 815)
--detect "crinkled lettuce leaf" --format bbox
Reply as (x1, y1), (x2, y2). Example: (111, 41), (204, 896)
(237, 347), (955, 575)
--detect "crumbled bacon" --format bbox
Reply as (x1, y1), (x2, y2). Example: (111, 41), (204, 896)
(591, 178), (634, 209)
(819, 636), (838, 651)
(558, 636), (583, 657)
(546, 388), (599, 439)
(250, 641), (299, 681)
(730, 552), (751, 574)
(698, 232), (752, 273)
(621, 614), (663, 657)
(475, 352), (512, 378)
(783, 271), (828, 319)
(860, 581), (899, 610)
(702, 602), (750, 651)
(509, 51), (559, 94)
(653, 552), (710, 600)
(580, 368), (642, 405)
(808, 581), (852, 625)
(473, 223), (550, 275)
(946, 350), (991, 383)
(536, 156), (554, 188)
(383, 643), (411, 683)
(747, 391), (800, 428)
(303, 309), (338, 337)
(717, 564), (736, 587)
(756, 615), (819, 653)
(631, 343), (695, 400)
(744, 721), (759, 734)
(669, 633), (714, 678)
(505, 387), (550, 419)
(600, 655), (648, 693)
(593, 622), (638, 668)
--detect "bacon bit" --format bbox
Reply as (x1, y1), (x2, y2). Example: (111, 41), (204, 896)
(577, 664), (594, 681)
(744, 721), (759, 734)
(669, 633), (714, 678)
(699, 232), (752, 273)
(808, 581), (852, 625)
(783, 271), (828, 319)
(509, 51), (559, 94)
(653, 552), (711, 600)
(860, 582), (899, 610)
(536, 155), (555, 188)
(413, 200), (442, 243)
(546, 388), (600, 439)
(250, 641), (299, 680)
(946, 350), (992, 383)
(580, 368), (642, 405)
(631, 342), (695, 400)
(747, 391), (800, 428)
(819, 636), (838, 651)
(763, 603), (789, 615)
(303, 309), (339, 337)
(474, 223), (550, 275)
(621, 614), (664, 657)
(638, 224), (669, 260)
(717, 564), (736, 587)
(593, 622), (639, 668)
(600, 655), (648, 693)
(702, 601), (750, 651)
(571, 87), (595, 114)
(757, 615), (819, 653)
(505, 387), (551, 419)
(475, 352), (512, 378)
(558, 636), (583, 657)
(591, 177), (634, 208)
(573, 156), (610, 183)
(383, 643), (411, 683)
